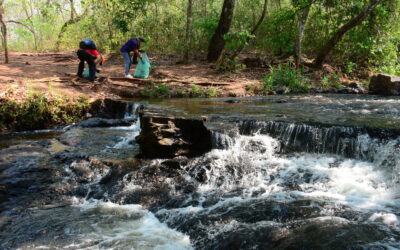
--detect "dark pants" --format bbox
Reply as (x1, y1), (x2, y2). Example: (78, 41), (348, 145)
(77, 49), (96, 82)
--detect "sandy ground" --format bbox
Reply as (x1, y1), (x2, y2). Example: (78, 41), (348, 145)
(0, 51), (267, 101)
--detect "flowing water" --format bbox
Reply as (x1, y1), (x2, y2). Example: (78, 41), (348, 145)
(1, 95), (400, 249)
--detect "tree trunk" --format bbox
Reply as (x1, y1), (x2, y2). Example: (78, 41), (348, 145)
(184, 0), (193, 63)
(0, 1), (8, 64)
(229, 0), (268, 60)
(55, 9), (87, 51)
(207, 0), (236, 62)
(313, 0), (384, 68)
(295, 5), (310, 69)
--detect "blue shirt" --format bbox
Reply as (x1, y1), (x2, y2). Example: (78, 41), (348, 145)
(120, 38), (139, 53)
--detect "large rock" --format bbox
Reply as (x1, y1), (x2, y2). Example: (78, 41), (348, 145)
(90, 99), (142, 119)
(136, 111), (212, 159)
(369, 74), (400, 96)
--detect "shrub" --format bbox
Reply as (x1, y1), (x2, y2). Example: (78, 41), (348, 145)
(0, 92), (90, 132)
(263, 62), (311, 94)
(189, 84), (204, 97)
(206, 87), (219, 98)
(153, 83), (170, 97)
(320, 72), (344, 90)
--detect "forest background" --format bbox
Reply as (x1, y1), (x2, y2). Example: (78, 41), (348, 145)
(0, 0), (399, 76)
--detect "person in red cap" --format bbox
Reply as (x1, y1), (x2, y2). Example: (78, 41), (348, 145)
(77, 39), (103, 82)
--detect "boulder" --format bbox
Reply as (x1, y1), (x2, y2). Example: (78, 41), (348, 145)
(136, 111), (213, 159)
(369, 74), (400, 96)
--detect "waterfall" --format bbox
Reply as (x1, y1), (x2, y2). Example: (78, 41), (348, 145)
(238, 120), (400, 170)
(124, 102), (142, 119)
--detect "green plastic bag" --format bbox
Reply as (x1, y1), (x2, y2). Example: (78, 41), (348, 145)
(82, 67), (98, 78)
(134, 52), (151, 79)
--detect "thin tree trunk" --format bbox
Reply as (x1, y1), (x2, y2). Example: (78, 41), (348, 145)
(0, 0), (8, 63)
(24, 1), (38, 50)
(184, 0), (193, 63)
(313, 0), (384, 68)
(295, 5), (310, 69)
(229, 0), (268, 60)
(69, 0), (75, 20)
(55, 9), (87, 51)
(207, 0), (236, 62)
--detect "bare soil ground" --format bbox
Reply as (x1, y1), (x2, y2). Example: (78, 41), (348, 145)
(0, 51), (267, 102)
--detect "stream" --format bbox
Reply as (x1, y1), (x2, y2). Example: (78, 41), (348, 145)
(1, 94), (400, 249)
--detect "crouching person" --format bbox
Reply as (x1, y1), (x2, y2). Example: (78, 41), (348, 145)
(77, 39), (102, 82)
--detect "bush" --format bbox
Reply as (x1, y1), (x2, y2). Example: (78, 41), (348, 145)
(206, 87), (219, 98)
(189, 84), (204, 97)
(263, 62), (311, 94)
(0, 92), (90, 132)
(153, 83), (170, 97)
(320, 72), (344, 90)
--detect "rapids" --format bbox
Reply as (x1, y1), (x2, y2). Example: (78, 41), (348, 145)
(1, 94), (400, 249)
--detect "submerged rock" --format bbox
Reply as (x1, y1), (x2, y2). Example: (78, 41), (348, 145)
(75, 118), (133, 128)
(369, 74), (400, 96)
(136, 109), (213, 159)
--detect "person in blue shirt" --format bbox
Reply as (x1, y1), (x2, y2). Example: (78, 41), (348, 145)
(120, 37), (146, 78)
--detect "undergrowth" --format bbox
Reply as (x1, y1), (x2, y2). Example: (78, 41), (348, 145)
(0, 88), (89, 132)
(263, 62), (311, 94)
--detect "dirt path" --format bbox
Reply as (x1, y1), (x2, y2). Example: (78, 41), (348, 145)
(0, 51), (267, 101)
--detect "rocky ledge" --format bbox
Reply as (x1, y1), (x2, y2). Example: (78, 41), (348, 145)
(135, 107), (212, 159)
(369, 74), (400, 96)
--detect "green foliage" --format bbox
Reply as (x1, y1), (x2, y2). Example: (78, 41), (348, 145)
(216, 56), (246, 73)
(153, 83), (170, 97)
(205, 87), (219, 98)
(224, 30), (255, 51)
(189, 84), (204, 97)
(320, 72), (344, 90)
(0, 92), (89, 132)
(263, 62), (311, 94)
(139, 87), (152, 98)
(2, 0), (399, 76)
(177, 88), (186, 97)
(256, 7), (297, 55)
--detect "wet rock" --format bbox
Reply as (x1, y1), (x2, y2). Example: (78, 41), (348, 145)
(136, 110), (213, 159)
(162, 158), (188, 169)
(0, 143), (63, 214)
(309, 88), (323, 94)
(349, 82), (365, 92)
(224, 99), (241, 104)
(277, 218), (392, 249)
(275, 87), (288, 95)
(76, 118), (133, 128)
(369, 74), (400, 96)
(90, 99), (142, 119)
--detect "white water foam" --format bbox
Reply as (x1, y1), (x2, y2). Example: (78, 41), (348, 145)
(112, 120), (141, 149)
(63, 199), (193, 249)
(186, 133), (400, 213)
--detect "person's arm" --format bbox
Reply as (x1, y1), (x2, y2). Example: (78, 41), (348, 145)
(94, 54), (102, 64)
(133, 49), (141, 60)
(91, 50), (102, 64)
